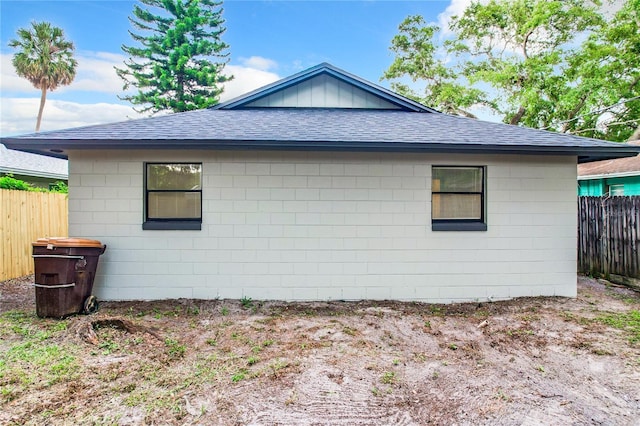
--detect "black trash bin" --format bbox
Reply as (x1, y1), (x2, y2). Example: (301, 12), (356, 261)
(32, 237), (106, 318)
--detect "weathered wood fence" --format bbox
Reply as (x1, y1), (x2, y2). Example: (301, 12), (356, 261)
(0, 189), (68, 281)
(578, 196), (640, 279)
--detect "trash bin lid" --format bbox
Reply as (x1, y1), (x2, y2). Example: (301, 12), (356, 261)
(32, 237), (104, 248)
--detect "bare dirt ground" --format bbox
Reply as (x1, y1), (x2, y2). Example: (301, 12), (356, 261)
(1, 275), (639, 425)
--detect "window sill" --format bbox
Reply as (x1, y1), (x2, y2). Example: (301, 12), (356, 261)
(143, 221), (201, 231)
(432, 222), (487, 232)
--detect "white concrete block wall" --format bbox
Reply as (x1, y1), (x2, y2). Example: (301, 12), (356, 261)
(67, 150), (577, 302)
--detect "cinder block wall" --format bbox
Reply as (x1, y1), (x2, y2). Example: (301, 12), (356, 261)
(67, 150), (577, 302)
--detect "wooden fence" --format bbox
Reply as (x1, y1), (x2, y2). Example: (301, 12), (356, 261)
(578, 196), (640, 279)
(0, 189), (68, 281)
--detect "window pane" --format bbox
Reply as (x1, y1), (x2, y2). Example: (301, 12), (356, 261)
(433, 167), (482, 192)
(608, 184), (624, 196)
(148, 192), (201, 219)
(147, 164), (202, 190)
(432, 194), (481, 220)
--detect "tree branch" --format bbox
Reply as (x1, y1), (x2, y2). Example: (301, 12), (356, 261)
(509, 105), (526, 125)
(522, 28), (534, 59)
(561, 94), (589, 133)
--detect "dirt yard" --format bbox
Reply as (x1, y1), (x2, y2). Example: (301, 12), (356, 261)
(1, 275), (639, 425)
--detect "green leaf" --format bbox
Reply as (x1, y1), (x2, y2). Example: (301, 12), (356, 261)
(383, 0), (639, 142)
(115, 0), (233, 114)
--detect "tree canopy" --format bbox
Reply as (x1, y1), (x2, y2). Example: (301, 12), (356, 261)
(116, 0), (232, 114)
(383, 0), (640, 142)
(9, 21), (77, 132)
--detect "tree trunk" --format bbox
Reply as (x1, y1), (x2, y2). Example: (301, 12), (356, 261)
(509, 105), (526, 125)
(35, 86), (47, 132)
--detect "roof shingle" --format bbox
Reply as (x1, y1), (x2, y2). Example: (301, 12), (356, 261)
(3, 109), (638, 163)
(578, 141), (640, 178)
(2, 62), (639, 164)
(0, 144), (68, 179)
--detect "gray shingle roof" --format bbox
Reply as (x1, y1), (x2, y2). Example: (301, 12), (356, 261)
(3, 63), (639, 163)
(3, 108), (638, 163)
(0, 144), (68, 179)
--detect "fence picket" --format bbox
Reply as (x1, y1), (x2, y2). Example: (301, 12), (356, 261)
(578, 196), (640, 279)
(0, 189), (68, 281)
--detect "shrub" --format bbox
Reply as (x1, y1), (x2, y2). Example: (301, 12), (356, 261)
(0, 174), (35, 191)
(0, 174), (67, 193)
(49, 181), (68, 194)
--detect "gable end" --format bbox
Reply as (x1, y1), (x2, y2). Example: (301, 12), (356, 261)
(244, 73), (403, 110)
(214, 63), (436, 112)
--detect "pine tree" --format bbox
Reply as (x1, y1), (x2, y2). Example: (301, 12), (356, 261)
(116, 0), (232, 114)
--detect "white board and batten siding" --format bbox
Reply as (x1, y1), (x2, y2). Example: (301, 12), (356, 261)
(68, 150), (577, 303)
(245, 74), (402, 109)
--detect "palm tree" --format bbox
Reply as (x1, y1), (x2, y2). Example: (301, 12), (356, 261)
(9, 21), (78, 132)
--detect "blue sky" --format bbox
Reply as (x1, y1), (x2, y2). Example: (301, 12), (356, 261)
(0, 0), (468, 136)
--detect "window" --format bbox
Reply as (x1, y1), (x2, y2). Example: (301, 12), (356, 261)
(432, 166), (486, 231)
(606, 183), (624, 196)
(143, 163), (202, 230)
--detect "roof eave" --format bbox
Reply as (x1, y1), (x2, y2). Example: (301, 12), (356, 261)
(578, 170), (640, 180)
(0, 165), (68, 180)
(4, 138), (638, 162)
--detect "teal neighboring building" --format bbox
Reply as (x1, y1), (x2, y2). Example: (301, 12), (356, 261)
(578, 141), (640, 196)
(578, 175), (640, 196)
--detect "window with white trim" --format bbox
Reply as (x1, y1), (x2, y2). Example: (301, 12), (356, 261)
(606, 183), (624, 196)
(143, 163), (202, 230)
(432, 166), (486, 231)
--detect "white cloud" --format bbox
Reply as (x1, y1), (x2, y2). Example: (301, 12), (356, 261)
(0, 54), (282, 135)
(437, 0), (625, 36)
(1, 51), (127, 95)
(2, 49), (280, 101)
(238, 56), (278, 72)
(0, 98), (142, 136)
(437, 0), (480, 35)
(220, 63), (280, 101)
(0, 54), (35, 92)
(69, 51), (128, 93)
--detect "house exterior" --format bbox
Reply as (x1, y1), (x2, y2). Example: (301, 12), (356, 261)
(0, 144), (68, 189)
(578, 141), (640, 196)
(3, 63), (639, 303)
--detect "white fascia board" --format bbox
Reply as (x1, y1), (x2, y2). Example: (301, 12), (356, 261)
(0, 166), (68, 180)
(577, 171), (640, 180)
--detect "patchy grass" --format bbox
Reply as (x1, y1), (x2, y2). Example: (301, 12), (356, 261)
(380, 371), (396, 385)
(165, 338), (187, 359)
(597, 310), (640, 344)
(1, 275), (639, 425)
(0, 312), (78, 403)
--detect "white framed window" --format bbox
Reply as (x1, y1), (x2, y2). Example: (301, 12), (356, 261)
(606, 184), (624, 196)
